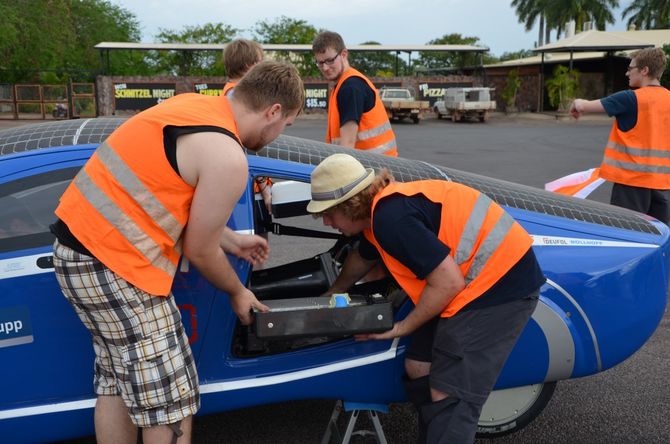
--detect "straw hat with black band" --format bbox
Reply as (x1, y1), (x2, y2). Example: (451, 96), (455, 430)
(306, 153), (375, 214)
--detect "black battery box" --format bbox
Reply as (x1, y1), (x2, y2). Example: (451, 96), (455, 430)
(254, 295), (393, 339)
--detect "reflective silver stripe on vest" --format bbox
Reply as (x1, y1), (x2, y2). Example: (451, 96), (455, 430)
(74, 169), (177, 276)
(366, 138), (397, 155)
(455, 193), (515, 285)
(603, 157), (670, 175)
(96, 142), (184, 242)
(606, 141), (670, 159)
(357, 121), (393, 141)
(330, 137), (396, 155)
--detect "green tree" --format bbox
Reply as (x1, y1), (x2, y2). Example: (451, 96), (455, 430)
(0, 0), (147, 83)
(513, 0), (619, 46)
(546, 0), (619, 35)
(511, 0), (552, 46)
(502, 68), (522, 111)
(252, 16), (320, 77)
(67, 0), (149, 78)
(499, 49), (535, 61)
(545, 65), (580, 111)
(414, 33), (489, 71)
(0, 1), (72, 83)
(348, 41), (401, 77)
(622, 0), (670, 29)
(152, 23), (239, 76)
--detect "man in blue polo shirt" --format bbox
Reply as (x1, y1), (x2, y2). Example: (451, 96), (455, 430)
(570, 47), (670, 224)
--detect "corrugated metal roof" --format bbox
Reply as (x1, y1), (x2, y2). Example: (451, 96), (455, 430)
(485, 51), (608, 68)
(486, 29), (670, 68)
(534, 29), (655, 52)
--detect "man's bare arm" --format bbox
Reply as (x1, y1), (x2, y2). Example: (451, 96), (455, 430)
(338, 121), (359, 148)
(570, 98), (605, 119)
(326, 247), (378, 295)
(359, 255), (465, 340)
(178, 132), (268, 324)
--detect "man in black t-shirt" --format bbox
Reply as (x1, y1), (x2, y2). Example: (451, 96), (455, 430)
(312, 31), (397, 156)
(307, 154), (544, 443)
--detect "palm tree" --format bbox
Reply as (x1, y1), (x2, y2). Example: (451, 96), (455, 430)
(622, 0), (670, 29)
(511, 0), (551, 46)
(547, 0), (619, 34)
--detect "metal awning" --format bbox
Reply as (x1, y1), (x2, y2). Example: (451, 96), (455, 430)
(531, 30), (653, 110)
(533, 30), (654, 53)
(94, 42), (489, 53)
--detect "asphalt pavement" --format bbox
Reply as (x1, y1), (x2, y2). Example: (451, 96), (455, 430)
(196, 115), (670, 444)
(38, 112), (668, 444)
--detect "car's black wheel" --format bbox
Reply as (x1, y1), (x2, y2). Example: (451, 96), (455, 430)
(476, 382), (556, 438)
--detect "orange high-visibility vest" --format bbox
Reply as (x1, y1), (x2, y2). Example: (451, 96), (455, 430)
(56, 93), (242, 296)
(600, 86), (670, 189)
(222, 82), (236, 96)
(327, 68), (397, 157)
(363, 181), (533, 317)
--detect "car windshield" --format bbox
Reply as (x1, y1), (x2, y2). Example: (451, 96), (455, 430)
(386, 90), (410, 99)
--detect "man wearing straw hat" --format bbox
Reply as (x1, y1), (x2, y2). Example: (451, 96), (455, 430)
(307, 153), (545, 443)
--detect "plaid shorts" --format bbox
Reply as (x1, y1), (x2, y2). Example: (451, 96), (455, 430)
(53, 240), (200, 427)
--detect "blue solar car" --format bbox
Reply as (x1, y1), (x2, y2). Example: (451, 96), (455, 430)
(0, 118), (668, 443)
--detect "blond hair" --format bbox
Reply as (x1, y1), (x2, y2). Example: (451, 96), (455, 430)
(234, 61), (305, 116)
(630, 47), (667, 80)
(223, 39), (264, 79)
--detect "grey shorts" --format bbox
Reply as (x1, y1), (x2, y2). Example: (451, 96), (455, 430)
(610, 183), (670, 224)
(406, 291), (539, 406)
(53, 240), (200, 427)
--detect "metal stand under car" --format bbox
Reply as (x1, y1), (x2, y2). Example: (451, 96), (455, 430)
(321, 400), (388, 444)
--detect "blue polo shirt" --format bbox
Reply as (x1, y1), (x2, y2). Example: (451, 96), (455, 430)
(601, 90), (637, 132)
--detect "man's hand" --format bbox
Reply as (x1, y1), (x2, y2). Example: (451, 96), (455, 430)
(570, 98), (605, 119)
(229, 287), (269, 325)
(570, 99), (584, 119)
(259, 182), (273, 214)
(355, 321), (409, 341)
(221, 228), (269, 266)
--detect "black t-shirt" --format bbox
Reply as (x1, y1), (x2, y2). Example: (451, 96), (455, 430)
(337, 76), (376, 126)
(358, 193), (545, 309)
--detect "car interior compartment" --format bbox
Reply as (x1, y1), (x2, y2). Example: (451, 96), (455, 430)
(234, 180), (399, 357)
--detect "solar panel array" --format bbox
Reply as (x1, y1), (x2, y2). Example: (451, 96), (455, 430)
(0, 118), (125, 155)
(261, 135), (659, 235)
(0, 118), (659, 235)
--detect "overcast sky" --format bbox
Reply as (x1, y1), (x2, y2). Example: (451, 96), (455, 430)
(112, 0), (631, 57)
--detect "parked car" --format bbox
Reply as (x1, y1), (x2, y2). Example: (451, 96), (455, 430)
(435, 87), (496, 122)
(379, 87), (430, 124)
(0, 118), (668, 443)
(433, 99), (447, 119)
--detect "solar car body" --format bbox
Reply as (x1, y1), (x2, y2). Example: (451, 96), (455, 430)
(0, 118), (667, 442)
